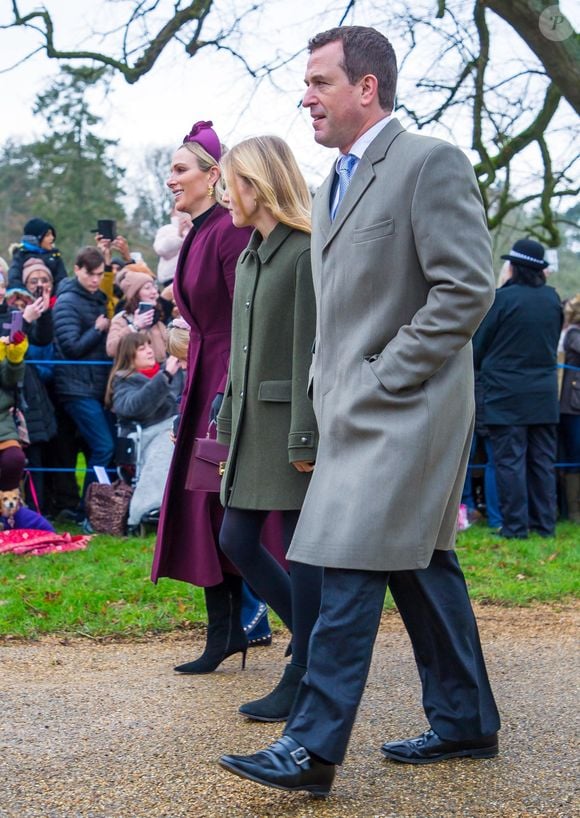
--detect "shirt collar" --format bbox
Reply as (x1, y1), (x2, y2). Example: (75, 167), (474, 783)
(334, 113), (394, 170)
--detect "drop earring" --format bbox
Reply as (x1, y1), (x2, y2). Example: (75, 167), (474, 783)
(207, 184), (215, 198)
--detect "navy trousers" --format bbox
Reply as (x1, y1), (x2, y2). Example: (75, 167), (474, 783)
(488, 423), (557, 537)
(285, 550), (500, 765)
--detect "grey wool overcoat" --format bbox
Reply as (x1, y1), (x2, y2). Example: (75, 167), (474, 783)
(287, 119), (495, 572)
(217, 224), (317, 510)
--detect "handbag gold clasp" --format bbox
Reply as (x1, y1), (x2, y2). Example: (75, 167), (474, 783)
(218, 462), (226, 476)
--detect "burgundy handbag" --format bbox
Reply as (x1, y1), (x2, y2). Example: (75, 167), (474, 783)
(188, 434), (229, 493)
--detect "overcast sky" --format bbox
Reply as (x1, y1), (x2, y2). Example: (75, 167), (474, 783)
(0, 0), (356, 186)
(1, 1), (577, 197)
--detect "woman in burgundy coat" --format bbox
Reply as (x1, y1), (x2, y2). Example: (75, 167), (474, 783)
(151, 121), (256, 673)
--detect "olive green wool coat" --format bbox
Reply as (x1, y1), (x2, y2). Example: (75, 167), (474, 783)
(0, 358), (25, 442)
(217, 223), (317, 510)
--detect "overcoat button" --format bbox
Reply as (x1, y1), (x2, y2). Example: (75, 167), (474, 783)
(301, 436), (308, 443)
(245, 301), (250, 309)
(243, 345), (247, 353)
(240, 391), (244, 398)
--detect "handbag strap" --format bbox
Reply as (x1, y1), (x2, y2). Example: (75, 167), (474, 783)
(206, 419), (217, 440)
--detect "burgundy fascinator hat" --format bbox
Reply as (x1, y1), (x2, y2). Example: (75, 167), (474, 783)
(183, 120), (221, 163)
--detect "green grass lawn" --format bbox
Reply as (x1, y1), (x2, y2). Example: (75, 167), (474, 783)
(0, 522), (577, 640)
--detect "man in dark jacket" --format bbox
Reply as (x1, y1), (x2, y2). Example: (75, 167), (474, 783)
(53, 246), (113, 496)
(473, 238), (563, 538)
(8, 218), (68, 291)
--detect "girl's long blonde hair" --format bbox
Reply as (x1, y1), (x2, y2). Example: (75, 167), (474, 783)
(221, 136), (311, 234)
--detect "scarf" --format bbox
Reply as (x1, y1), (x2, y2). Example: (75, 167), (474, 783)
(137, 363), (160, 379)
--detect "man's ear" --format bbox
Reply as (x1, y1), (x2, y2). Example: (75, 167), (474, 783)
(359, 73), (380, 108)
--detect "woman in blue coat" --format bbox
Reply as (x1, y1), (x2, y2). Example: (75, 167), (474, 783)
(474, 238), (563, 538)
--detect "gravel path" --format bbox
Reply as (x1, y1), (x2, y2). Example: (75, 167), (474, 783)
(0, 604), (577, 818)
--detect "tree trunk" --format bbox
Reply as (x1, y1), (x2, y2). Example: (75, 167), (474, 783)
(483, 0), (580, 115)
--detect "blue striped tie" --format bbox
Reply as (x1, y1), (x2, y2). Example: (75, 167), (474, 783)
(331, 153), (358, 220)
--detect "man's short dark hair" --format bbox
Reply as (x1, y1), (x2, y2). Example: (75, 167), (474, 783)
(75, 246), (104, 273)
(308, 26), (397, 112)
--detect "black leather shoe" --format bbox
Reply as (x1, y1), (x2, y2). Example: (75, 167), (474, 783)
(219, 735), (335, 797)
(381, 729), (498, 764)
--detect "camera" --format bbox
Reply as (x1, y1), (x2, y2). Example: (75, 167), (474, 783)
(97, 219), (116, 240)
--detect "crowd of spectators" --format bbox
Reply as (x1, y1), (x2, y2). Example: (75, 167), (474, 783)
(0, 214), (186, 530)
(0, 214), (577, 536)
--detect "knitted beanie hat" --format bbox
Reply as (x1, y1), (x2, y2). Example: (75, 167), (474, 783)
(120, 271), (156, 303)
(23, 218), (55, 242)
(114, 260), (155, 290)
(22, 257), (53, 286)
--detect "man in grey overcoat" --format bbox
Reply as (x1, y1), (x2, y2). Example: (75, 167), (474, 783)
(219, 26), (500, 796)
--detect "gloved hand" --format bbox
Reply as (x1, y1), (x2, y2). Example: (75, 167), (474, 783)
(6, 332), (28, 364)
(209, 392), (224, 424)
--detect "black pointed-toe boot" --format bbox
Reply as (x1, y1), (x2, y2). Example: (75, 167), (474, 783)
(174, 574), (248, 674)
(238, 662), (305, 721)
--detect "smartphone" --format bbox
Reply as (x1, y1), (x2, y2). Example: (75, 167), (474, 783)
(8, 311), (23, 343)
(35, 286), (44, 299)
(97, 219), (116, 240)
(138, 302), (154, 314)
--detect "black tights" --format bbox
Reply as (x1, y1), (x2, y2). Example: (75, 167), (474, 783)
(219, 508), (322, 667)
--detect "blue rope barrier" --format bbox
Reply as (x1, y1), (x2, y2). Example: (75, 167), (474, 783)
(467, 462), (580, 470)
(26, 467), (116, 474)
(26, 359), (112, 366)
(24, 360), (580, 370)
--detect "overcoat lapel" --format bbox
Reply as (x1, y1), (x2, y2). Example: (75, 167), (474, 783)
(322, 118), (406, 250)
(315, 171), (334, 244)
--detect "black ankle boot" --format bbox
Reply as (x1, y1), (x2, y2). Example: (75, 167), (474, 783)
(174, 575), (248, 674)
(238, 663), (304, 721)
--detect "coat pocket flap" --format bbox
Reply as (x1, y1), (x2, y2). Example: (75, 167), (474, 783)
(258, 380), (292, 402)
(353, 218), (394, 243)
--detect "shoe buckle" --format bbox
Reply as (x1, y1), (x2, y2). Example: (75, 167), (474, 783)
(290, 746), (311, 766)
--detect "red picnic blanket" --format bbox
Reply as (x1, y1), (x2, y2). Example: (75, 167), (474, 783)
(0, 529), (91, 556)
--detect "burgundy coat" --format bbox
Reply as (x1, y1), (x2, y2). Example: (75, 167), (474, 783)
(152, 206), (251, 586)
(151, 206), (284, 586)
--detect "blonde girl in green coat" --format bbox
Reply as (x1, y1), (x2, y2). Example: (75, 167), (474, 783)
(217, 136), (321, 722)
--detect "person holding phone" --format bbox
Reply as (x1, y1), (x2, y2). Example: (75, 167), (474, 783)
(106, 271), (168, 362)
(53, 246), (114, 507)
(12, 258), (58, 511)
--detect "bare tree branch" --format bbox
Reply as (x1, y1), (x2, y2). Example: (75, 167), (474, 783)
(2, 0), (216, 84)
(482, 0), (580, 115)
(472, 82), (561, 179)
(472, 0), (492, 183)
